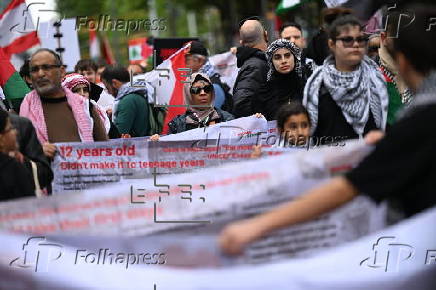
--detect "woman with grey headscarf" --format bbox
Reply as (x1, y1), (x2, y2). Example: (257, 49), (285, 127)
(167, 72), (234, 134)
(265, 39), (306, 120)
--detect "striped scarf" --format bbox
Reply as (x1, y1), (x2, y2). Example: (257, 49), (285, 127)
(398, 71), (436, 119)
(303, 55), (389, 136)
(20, 88), (94, 144)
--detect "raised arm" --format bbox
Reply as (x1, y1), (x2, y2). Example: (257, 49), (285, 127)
(219, 176), (358, 255)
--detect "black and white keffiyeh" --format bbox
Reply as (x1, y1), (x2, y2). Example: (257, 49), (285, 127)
(303, 55), (389, 136)
(266, 39), (302, 81)
(397, 70), (436, 119)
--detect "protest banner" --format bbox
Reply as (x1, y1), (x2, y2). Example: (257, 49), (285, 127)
(50, 116), (281, 193)
(2, 205), (434, 290)
(0, 140), (385, 266)
(208, 51), (239, 92)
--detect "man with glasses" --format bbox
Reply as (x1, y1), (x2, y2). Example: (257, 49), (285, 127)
(20, 48), (108, 159)
(232, 17), (272, 119)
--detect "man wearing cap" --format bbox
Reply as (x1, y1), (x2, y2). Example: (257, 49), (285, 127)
(185, 41), (233, 112)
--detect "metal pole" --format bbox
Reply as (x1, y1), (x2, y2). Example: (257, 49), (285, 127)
(110, 0), (121, 64)
(148, 0), (159, 37)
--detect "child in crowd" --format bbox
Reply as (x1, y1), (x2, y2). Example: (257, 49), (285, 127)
(74, 59), (114, 114)
(62, 73), (111, 136)
(251, 102), (311, 158)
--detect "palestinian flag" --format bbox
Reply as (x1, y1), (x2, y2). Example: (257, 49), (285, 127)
(0, 48), (30, 111)
(276, 0), (313, 14)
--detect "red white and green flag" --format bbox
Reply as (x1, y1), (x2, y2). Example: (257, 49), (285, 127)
(143, 43), (191, 134)
(0, 48), (30, 109)
(0, 0), (40, 57)
(276, 0), (312, 14)
(128, 37), (153, 65)
(89, 30), (101, 59)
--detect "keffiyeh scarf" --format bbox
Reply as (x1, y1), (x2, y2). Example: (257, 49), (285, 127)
(20, 88), (94, 144)
(266, 39), (303, 81)
(303, 55), (389, 136)
(397, 71), (436, 119)
(185, 108), (220, 127)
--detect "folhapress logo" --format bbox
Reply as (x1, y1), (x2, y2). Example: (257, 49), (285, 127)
(360, 236), (414, 272)
(9, 237), (63, 272)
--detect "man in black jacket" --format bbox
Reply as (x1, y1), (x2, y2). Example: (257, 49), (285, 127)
(233, 18), (272, 119)
(8, 111), (53, 192)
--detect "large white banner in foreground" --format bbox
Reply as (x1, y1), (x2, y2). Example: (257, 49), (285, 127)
(0, 205), (434, 289)
(0, 140), (385, 264)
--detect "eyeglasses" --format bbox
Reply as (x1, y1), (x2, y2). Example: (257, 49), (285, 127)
(29, 64), (62, 74)
(190, 84), (213, 95)
(335, 36), (369, 48)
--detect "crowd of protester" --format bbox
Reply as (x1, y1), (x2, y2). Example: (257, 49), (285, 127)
(0, 2), (435, 257)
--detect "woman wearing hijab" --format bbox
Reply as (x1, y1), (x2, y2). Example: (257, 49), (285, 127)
(167, 72), (234, 134)
(303, 15), (389, 145)
(265, 39), (305, 120)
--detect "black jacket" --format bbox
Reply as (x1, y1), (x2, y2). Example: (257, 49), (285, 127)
(232, 46), (270, 119)
(0, 153), (35, 201)
(168, 108), (234, 134)
(9, 113), (53, 190)
(306, 29), (330, 66)
(209, 72), (234, 112)
(313, 86), (378, 144)
(267, 72), (305, 120)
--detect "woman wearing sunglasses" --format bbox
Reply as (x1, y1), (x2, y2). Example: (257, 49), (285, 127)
(303, 15), (389, 145)
(167, 72), (234, 134)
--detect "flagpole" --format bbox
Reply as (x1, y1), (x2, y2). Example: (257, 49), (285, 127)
(110, 0), (121, 64)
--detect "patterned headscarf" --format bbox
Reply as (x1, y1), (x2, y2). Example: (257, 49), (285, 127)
(266, 39), (302, 81)
(183, 72), (220, 127)
(303, 55), (389, 136)
(183, 72), (215, 107)
(62, 73), (90, 91)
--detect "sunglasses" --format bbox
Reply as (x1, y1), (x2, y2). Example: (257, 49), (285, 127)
(335, 36), (369, 48)
(190, 84), (213, 95)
